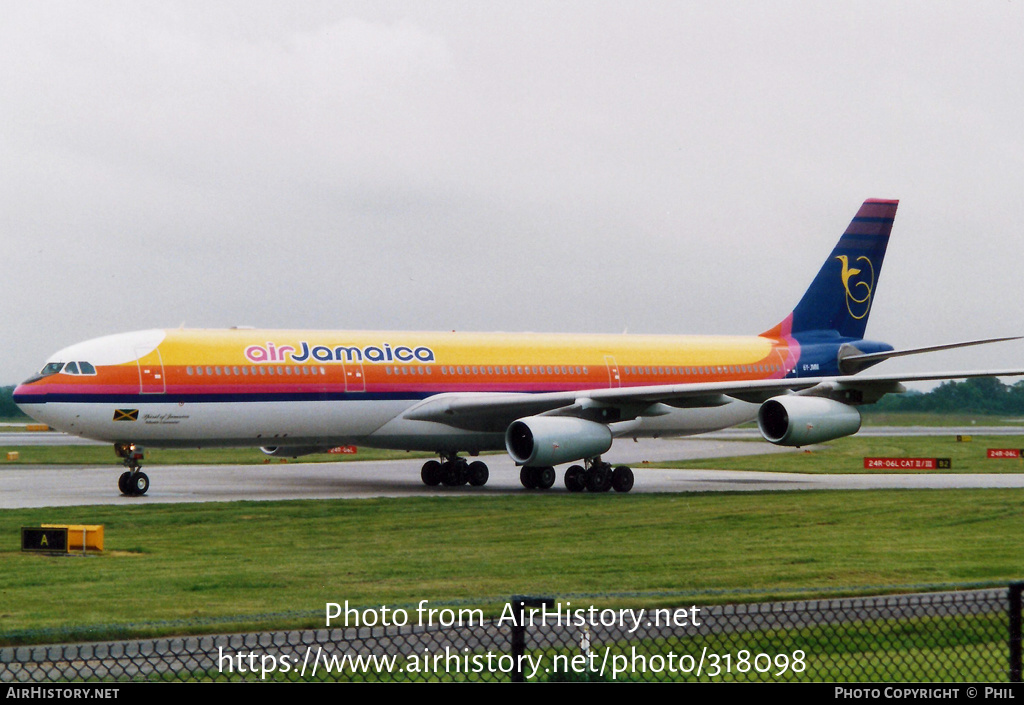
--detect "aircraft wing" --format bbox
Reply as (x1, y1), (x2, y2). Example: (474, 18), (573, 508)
(401, 368), (1024, 433)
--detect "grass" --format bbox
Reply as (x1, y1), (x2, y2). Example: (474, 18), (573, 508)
(2, 489), (1023, 645)
(860, 411), (1024, 427)
(650, 434), (1024, 473)
(0, 445), (434, 466)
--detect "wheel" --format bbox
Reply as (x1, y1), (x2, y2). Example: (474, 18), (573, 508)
(520, 466), (537, 489)
(130, 472), (149, 496)
(536, 466), (556, 490)
(612, 466), (635, 493)
(564, 465), (586, 492)
(118, 471), (131, 495)
(421, 460), (442, 486)
(585, 464), (612, 492)
(441, 460), (465, 486)
(468, 461), (489, 486)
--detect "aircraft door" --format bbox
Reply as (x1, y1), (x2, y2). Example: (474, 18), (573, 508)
(136, 348), (166, 394)
(604, 355), (621, 388)
(342, 360), (366, 392)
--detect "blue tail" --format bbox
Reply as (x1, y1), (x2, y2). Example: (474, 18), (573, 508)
(766, 199), (898, 340)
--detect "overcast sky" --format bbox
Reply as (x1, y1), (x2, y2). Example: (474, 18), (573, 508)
(3, 1), (1023, 386)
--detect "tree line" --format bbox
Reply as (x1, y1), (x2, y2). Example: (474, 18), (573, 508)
(865, 376), (1024, 415)
(0, 386), (29, 419)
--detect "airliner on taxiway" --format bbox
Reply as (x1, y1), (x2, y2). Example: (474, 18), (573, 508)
(14, 199), (1022, 496)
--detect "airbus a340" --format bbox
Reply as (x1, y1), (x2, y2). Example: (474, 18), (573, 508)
(14, 199), (1021, 496)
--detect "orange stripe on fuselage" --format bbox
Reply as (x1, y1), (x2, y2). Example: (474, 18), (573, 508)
(29, 329), (794, 395)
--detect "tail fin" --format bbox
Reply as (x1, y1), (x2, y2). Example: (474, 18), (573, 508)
(763, 199), (899, 340)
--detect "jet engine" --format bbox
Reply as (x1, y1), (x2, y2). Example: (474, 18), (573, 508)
(757, 396), (862, 446)
(260, 446), (331, 458)
(505, 416), (613, 466)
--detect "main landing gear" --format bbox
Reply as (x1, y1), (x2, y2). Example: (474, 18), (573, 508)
(420, 454), (490, 488)
(520, 457), (634, 493)
(418, 454), (635, 493)
(559, 458), (634, 493)
(114, 443), (150, 496)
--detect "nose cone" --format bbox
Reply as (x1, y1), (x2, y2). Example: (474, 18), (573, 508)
(13, 381), (33, 405)
(11, 380), (47, 422)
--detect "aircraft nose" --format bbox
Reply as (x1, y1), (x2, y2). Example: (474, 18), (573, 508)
(12, 381), (42, 410)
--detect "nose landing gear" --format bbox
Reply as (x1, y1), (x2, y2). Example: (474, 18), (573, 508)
(114, 443), (149, 496)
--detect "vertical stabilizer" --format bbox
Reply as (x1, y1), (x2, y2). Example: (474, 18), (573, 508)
(763, 199), (898, 340)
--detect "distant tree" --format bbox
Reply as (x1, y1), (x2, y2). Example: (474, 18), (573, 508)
(866, 376), (1024, 415)
(0, 386), (29, 419)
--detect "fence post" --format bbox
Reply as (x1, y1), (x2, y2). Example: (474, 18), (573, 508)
(1011, 582), (1023, 683)
(508, 595), (554, 682)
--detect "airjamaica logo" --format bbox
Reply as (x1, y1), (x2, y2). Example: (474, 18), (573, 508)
(836, 255), (874, 320)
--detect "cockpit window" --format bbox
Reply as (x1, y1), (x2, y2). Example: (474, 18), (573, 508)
(35, 361), (97, 377)
(39, 362), (64, 377)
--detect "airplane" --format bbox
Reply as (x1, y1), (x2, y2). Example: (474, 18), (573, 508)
(13, 199), (1024, 497)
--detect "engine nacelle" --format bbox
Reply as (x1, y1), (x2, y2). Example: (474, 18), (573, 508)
(757, 396), (861, 446)
(505, 416), (613, 466)
(260, 446), (331, 458)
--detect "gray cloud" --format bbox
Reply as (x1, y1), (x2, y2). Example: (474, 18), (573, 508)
(4, 1), (1023, 384)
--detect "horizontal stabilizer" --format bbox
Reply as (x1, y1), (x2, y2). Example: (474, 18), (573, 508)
(838, 336), (1022, 375)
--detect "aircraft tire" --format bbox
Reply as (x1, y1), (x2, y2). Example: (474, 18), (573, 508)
(537, 466), (556, 490)
(118, 471), (131, 495)
(586, 465), (612, 493)
(564, 465), (586, 492)
(468, 461), (489, 486)
(421, 460), (442, 486)
(520, 466), (537, 489)
(612, 466), (635, 493)
(441, 460), (465, 486)
(130, 472), (150, 496)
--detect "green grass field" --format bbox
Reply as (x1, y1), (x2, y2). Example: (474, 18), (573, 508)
(0, 444), (433, 466)
(2, 489), (1023, 646)
(3, 418), (1024, 667)
(652, 434), (1024, 473)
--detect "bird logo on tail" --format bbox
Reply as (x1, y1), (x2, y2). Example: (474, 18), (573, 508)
(836, 255), (875, 320)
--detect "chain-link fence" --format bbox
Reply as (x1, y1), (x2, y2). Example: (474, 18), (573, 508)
(2, 584), (1022, 682)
